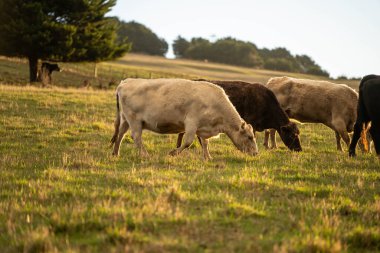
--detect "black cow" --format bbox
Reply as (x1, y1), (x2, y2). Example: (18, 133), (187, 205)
(177, 80), (302, 152)
(349, 75), (380, 158)
(37, 62), (61, 86)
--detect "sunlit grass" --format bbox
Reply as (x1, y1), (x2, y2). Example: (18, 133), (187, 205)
(0, 85), (378, 252)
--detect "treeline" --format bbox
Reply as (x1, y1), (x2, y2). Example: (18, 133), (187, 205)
(115, 19), (329, 77)
(173, 36), (329, 77)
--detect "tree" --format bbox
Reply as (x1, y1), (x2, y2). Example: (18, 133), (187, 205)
(210, 38), (262, 67)
(170, 35), (330, 77)
(116, 20), (168, 56)
(183, 38), (212, 61)
(0, 0), (130, 82)
(295, 55), (329, 77)
(172, 36), (190, 58)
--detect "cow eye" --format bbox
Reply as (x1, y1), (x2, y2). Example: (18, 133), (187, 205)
(248, 136), (253, 141)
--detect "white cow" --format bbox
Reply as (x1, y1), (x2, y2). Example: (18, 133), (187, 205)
(111, 78), (258, 160)
(265, 77), (358, 151)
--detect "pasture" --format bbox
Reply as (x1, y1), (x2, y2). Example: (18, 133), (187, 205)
(1, 84), (379, 252)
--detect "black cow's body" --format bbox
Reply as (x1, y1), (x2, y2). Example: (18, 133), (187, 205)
(349, 75), (380, 158)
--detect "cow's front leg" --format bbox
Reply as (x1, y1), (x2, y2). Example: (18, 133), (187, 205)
(335, 131), (343, 151)
(263, 130), (270, 149)
(269, 129), (278, 149)
(200, 137), (212, 161)
(176, 132), (184, 148)
(130, 121), (148, 157)
(349, 122), (364, 157)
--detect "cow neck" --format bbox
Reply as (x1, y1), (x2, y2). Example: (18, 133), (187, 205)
(277, 110), (291, 129)
(221, 106), (244, 135)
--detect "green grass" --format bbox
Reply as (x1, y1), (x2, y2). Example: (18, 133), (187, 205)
(0, 84), (379, 252)
(0, 54), (360, 90)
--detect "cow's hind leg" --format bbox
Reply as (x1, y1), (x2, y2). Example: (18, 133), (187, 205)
(369, 121), (380, 159)
(130, 121), (148, 157)
(112, 118), (129, 156)
(110, 113), (121, 146)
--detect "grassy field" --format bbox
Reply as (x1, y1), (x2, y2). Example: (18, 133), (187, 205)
(0, 54), (360, 90)
(1, 83), (379, 252)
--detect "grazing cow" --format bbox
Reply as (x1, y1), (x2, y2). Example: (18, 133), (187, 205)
(349, 75), (380, 159)
(37, 62), (61, 86)
(110, 78), (258, 160)
(265, 77), (358, 151)
(177, 80), (302, 152)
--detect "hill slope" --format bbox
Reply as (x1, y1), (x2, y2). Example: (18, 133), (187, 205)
(0, 54), (360, 89)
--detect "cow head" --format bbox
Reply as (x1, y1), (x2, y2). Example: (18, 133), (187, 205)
(50, 63), (61, 72)
(42, 62), (61, 73)
(279, 122), (302, 151)
(232, 121), (258, 156)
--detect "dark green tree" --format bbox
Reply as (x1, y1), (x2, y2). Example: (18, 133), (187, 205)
(183, 38), (212, 60)
(0, 0), (130, 82)
(116, 20), (168, 56)
(259, 47), (301, 72)
(172, 36), (190, 58)
(295, 55), (329, 77)
(210, 38), (262, 67)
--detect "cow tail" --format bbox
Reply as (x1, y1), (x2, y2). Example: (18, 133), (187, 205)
(360, 123), (369, 152)
(110, 93), (121, 146)
(357, 75), (376, 152)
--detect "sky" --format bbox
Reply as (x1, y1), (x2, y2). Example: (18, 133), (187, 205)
(110, 0), (380, 78)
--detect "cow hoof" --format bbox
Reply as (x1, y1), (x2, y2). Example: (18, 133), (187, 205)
(203, 156), (212, 161)
(169, 149), (180, 156)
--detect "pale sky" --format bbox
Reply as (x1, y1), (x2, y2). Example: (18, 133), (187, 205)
(110, 0), (380, 78)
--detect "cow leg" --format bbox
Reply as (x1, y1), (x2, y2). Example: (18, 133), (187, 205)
(130, 121), (148, 157)
(176, 133), (184, 148)
(263, 130), (270, 149)
(112, 118), (129, 156)
(349, 122), (365, 157)
(270, 129), (278, 149)
(197, 136), (202, 147)
(169, 124), (196, 156)
(339, 130), (350, 151)
(369, 122), (380, 158)
(200, 137), (212, 161)
(335, 131), (343, 151)
(332, 119), (350, 151)
(177, 132), (201, 148)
